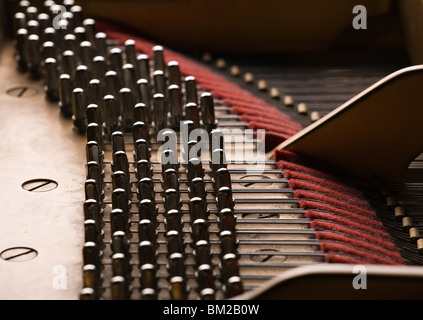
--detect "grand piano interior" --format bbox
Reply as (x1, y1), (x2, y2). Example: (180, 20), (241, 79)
(1, 0), (423, 300)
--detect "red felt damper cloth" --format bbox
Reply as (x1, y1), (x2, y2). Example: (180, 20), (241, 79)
(98, 21), (404, 265)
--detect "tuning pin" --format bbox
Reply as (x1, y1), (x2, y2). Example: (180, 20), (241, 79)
(72, 88), (87, 133)
(104, 70), (121, 100)
(168, 84), (183, 130)
(138, 178), (156, 203)
(193, 240), (212, 266)
(83, 18), (96, 44)
(184, 102), (201, 129)
(197, 266), (216, 300)
(153, 70), (166, 95)
(74, 65), (91, 91)
(210, 129), (225, 151)
(162, 169), (180, 194)
(219, 230), (238, 256)
(84, 219), (99, 244)
(112, 170), (129, 193)
(161, 149), (179, 173)
(164, 208), (183, 235)
(80, 41), (94, 70)
(86, 141), (103, 169)
(111, 253), (131, 282)
(168, 252), (186, 279)
(153, 93), (167, 132)
(166, 230), (185, 255)
(190, 219), (210, 244)
(138, 219), (157, 245)
(102, 95), (120, 139)
(111, 276), (130, 300)
(70, 5), (84, 26)
(217, 186), (235, 212)
(134, 103), (150, 127)
(59, 74), (73, 117)
(138, 198), (157, 224)
(187, 157), (204, 182)
(92, 56), (107, 81)
(43, 57), (59, 102)
(83, 241), (101, 269)
(200, 92), (217, 132)
(169, 276), (187, 300)
(164, 188), (182, 214)
(132, 121), (149, 144)
(153, 45), (165, 72)
(137, 79), (152, 109)
(213, 167), (232, 191)
(95, 32), (108, 58)
(27, 34), (42, 79)
(122, 63), (137, 94)
(218, 208), (237, 235)
(188, 177), (207, 203)
(111, 230), (130, 256)
(184, 76), (198, 105)
(87, 161), (104, 200)
(42, 41), (56, 61)
(224, 276), (244, 299)
(168, 61), (182, 87)
(137, 54), (151, 82)
(108, 47), (124, 79)
(110, 208), (127, 234)
(210, 148), (227, 177)
(112, 151), (130, 188)
(138, 241), (157, 266)
(119, 88), (135, 131)
(139, 264), (158, 298)
(220, 253), (241, 293)
(61, 50), (76, 79)
(15, 28), (29, 72)
(189, 197), (209, 222)
(134, 139), (151, 164)
(84, 199), (102, 236)
(86, 103), (102, 127)
(136, 159), (153, 180)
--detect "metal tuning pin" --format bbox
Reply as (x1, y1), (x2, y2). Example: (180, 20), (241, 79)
(104, 71), (121, 99)
(168, 84), (183, 130)
(43, 57), (59, 102)
(86, 123), (103, 151)
(110, 207), (126, 235)
(197, 266), (216, 300)
(84, 199), (102, 238)
(102, 95), (120, 139)
(164, 208), (183, 236)
(200, 92), (218, 133)
(170, 276), (187, 300)
(111, 131), (126, 158)
(63, 34), (77, 53)
(184, 76), (198, 105)
(214, 167), (232, 191)
(87, 161), (104, 201)
(164, 188), (182, 214)
(83, 241), (101, 269)
(84, 219), (99, 244)
(137, 54), (151, 83)
(153, 93), (167, 132)
(138, 198), (158, 225)
(187, 157), (205, 182)
(191, 218), (210, 245)
(224, 276), (244, 299)
(188, 177), (207, 203)
(168, 61), (182, 88)
(162, 169), (180, 195)
(119, 87), (135, 131)
(134, 103), (149, 126)
(42, 41), (56, 61)
(86, 104), (102, 127)
(138, 177), (156, 204)
(95, 32), (108, 58)
(136, 159), (153, 181)
(80, 41), (94, 71)
(153, 70), (166, 95)
(138, 219), (157, 245)
(137, 78), (152, 110)
(193, 240), (212, 266)
(122, 63), (137, 94)
(132, 121), (149, 144)
(15, 28), (29, 72)
(111, 276), (130, 300)
(111, 253), (131, 286)
(75, 65), (90, 91)
(59, 74), (73, 117)
(139, 265), (158, 300)
(161, 148), (179, 173)
(210, 129), (225, 151)
(92, 56), (107, 81)
(112, 170), (128, 193)
(219, 230), (238, 257)
(218, 208), (237, 236)
(72, 88), (88, 133)
(112, 151), (130, 190)
(70, 5), (84, 27)
(111, 230), (130, 257)
(210, 148), (227, 178)
(184, 102), (201, 129)
(61, 50), (76, 79)
(27, 34), (42, 79)
(108, 47), (124, 81)
(82, 18), (96, 45)
(220, 253), (242, 298)
(189, 197), (209, 223)
(124, 39), (137, 71)
(88, 79), (104, 119)
(138, 241), (157, 266)
(153, 45), (165, 72)
(217, 186), (235, 212)
(86, 141), (103, 169)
